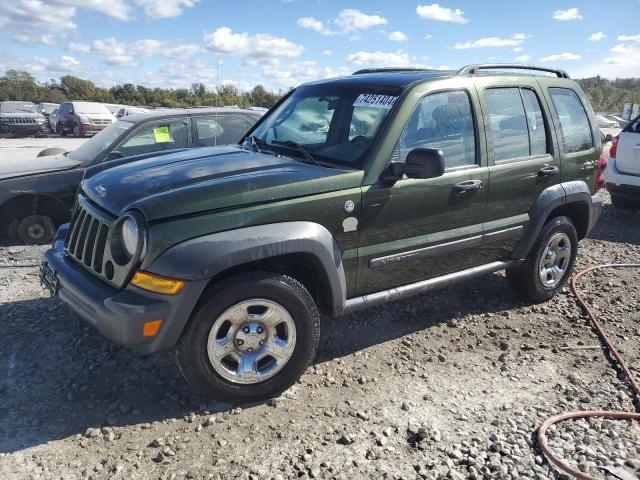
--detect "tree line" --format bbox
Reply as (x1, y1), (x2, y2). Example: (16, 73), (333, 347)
(0, 70), (285, 109)
(1, 69), (639, 113)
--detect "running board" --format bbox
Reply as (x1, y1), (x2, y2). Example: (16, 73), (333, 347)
(341, 260), (518, 315)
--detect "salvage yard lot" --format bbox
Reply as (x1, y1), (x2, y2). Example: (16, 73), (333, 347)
(0, 192), (639, 480)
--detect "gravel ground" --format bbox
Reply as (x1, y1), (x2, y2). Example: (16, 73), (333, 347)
(0, 191), (639, 480)
(0, 137), (86, 164)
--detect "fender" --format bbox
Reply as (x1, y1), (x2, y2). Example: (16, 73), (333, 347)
(148, 221), (348, 313)
(511, 180), (602, 260)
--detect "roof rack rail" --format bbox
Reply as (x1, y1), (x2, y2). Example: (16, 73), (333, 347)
(352, 67), (439, 75)
(456, 64), (570, 79)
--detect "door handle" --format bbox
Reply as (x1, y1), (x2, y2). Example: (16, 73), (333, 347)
(538, 165), (559, 177)
(454, 179), (483, 194)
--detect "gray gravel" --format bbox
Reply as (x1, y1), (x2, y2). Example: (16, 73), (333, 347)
(0, 137), (86, 164)
(0, 191), (639, 480)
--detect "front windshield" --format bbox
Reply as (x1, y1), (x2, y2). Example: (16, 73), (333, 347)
(69, 120), (133, 162)
(74, 102), (112, 115)
(249, 84), (401, 168)
(1, 102), (37, 113)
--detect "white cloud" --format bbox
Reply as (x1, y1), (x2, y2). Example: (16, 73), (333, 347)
(540, 52), (581, 62)
(424, 34), (432, 40)
(334, 9), (387, 31)
(347, 50), (412, 67)
(388, 31), (408, 42)
(513, 47), (523, 52)
(589, 32), (606, 42)
(416, 4), (468, 24)
(452, 34), (526, 49)
(322, 50), (332, 56)
(618, 34), (640, 42)
(133, 0), (198, 19)
(66, 37), (202, 67)
(516, 54), (531, 62)
(204, 27), (304, 59)
(552, 8), (582, 21)
(63, 0), (133, 21)
(297, 17), (331, 35)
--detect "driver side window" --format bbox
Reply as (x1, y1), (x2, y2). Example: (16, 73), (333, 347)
(394, 90), (477, 169)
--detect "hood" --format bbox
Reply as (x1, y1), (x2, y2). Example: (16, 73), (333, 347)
(0, 112), (44, 119)
(82, 145), (363, 220)
(0, 153), (82, 180)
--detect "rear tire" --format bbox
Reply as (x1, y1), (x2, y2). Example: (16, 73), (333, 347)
(611, 194), (640, 210)
(176, 271), (320, 403)
(507, 216), (578, 302)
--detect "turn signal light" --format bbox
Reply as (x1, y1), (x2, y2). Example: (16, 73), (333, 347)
(131, 271), (185, 295)
(143, 320), (163, 337)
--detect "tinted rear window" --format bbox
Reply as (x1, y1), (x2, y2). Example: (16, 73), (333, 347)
(548, 88), (593, 153)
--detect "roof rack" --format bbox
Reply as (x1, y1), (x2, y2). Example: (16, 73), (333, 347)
(456, 64), (570, 79)
(352, 67), (441, 75)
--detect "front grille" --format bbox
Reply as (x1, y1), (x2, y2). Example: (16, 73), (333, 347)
(89, 118), (111, 125)
(7, 117), (37, 124)
(65, 197), (111, 274)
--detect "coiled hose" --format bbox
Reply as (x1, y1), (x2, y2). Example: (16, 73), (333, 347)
(538, 264), (640, 480)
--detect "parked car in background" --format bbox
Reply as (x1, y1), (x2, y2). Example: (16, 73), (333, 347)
(48, 108), (59, 133)
(595, 114), (619, 129)
(0, 101), (47, 137)
(605, 114), (628, 129)
(104, 103), (125, 115)
(0, 107), (263, 244)
(56, 101), (117, 137)
(605, 114), (640, 209)
(116, 106), (150, 118)
(37, 102), (59, 124)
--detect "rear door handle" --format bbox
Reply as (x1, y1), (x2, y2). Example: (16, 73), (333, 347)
(538, 166), (559, 177)
(454, 179), (483, 193)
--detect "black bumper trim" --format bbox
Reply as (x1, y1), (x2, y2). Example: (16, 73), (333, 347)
(42, 235), (208, 354)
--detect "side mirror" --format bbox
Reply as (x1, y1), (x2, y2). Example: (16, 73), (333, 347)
(389, 148), (445, 180)
(106, 150), (124, 161)
(605, 134), (613, 143)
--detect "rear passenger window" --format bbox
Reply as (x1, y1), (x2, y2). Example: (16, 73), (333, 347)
(194, 115), (253, 147)
(549, 88), (593, 153)
(485, 88), (548, 161)
(396, 90), (476, 169)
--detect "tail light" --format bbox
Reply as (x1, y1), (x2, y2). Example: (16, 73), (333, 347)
(609, 135), (619, 159)
(594, 153), (608, 193)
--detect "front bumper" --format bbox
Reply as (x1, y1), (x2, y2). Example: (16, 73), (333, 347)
(80, 124), (108, 135)
(0, 123), (47, 136)
(41, 226), (208, 354)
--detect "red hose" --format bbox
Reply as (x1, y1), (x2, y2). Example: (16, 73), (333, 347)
(537, 264), (640, 480)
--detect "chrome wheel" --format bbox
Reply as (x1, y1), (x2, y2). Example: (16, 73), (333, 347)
(207, 299), (296, 384)
(538, 232), (571, 288)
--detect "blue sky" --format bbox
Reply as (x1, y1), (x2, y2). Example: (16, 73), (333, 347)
(0, 0), (638, 91)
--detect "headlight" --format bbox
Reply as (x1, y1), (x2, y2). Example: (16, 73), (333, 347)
(114, 212), (147, 263)
(36, 117), (45, 123)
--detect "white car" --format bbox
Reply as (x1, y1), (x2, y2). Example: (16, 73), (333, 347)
(595, 114), (619, 129)
(604, 114), (640, 209)
(116, 106), (150, 118)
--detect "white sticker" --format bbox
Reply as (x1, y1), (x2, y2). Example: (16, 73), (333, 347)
(342, 217), (359, 232)
(353, 94), (398, 109)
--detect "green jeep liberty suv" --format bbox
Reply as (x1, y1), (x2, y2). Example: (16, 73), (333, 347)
(42, 64), (605, 402)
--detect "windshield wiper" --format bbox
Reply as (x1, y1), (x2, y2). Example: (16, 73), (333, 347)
(271, 140), (321, 167)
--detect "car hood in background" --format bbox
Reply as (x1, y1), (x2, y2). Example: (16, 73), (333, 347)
(0, 112), (45, 119)
(0, 153), (82, 180)
(82, 145), (364, 220)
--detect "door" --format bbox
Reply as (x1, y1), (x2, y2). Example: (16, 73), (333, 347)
(613, 116), (640, 175)
(479, 83), (561, 259)
(192, 114), (254, 147)
(357, 89), (489, 295)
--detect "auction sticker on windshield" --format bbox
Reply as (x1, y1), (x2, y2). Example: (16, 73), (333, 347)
(353, 94), (398, 109)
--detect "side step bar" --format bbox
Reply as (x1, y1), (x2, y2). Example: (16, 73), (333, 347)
(342, 260), (518, 315)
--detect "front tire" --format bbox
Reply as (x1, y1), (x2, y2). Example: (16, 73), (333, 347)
(73, 122), (81, 137)
(57, 122), (66, 137)
(176, 271), (320, 403)
(611, 194), (640, 210)
(507, 216), (578, 302)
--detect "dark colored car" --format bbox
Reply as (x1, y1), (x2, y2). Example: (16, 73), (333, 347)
(43, 64), (604, 402)
(56, 101), (117, 137)
(0, 107), (262, 244)
(0, 101), (48, 137)
(37, 102), (60, 127)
